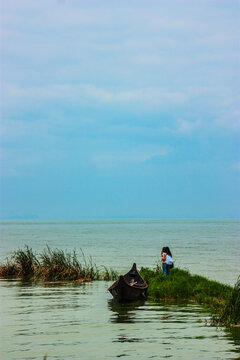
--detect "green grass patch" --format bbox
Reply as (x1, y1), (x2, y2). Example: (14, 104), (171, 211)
(0, 245), (118, 282)
(140, 267), (240, 326)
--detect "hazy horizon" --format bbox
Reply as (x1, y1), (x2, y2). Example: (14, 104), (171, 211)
(1, 216), (239, 221)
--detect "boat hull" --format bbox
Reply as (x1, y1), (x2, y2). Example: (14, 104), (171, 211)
(108, 264), (148, 302)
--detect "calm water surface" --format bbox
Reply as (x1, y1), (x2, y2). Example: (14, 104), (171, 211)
(0, 219), (239, 359)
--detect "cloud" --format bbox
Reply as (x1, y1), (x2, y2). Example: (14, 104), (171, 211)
(169, 119), (203, 135)
(1, 0), (240, 219)
(93, 145), (170, 167)
(84, 86), (188, 105)
(3, 83), (189, 107)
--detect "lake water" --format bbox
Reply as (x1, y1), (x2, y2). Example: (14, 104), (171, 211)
(0, 219), (240, 359)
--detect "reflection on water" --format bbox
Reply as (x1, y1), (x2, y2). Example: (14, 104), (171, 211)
(108, 299), (146, 324)
(0, 279), (240, 359)
(225, 326), (240, 352)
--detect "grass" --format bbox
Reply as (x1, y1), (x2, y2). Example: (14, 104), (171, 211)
(140, 267), (240, 326)
(216, 276), (240, 326)
(0, 246), (38, 278)
(0, 246), (118, 282)
(1, 248), (238, 326)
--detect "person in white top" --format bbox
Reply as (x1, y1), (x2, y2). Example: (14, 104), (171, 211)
(165, 247), (173, 275)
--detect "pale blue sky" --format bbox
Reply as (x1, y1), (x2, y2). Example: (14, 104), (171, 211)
(1, 0), (240, 219)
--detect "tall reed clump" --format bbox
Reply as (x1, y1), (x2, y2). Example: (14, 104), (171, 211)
(0, 246), (118, 282)
(140, 267), (239, 326)
(36, 246), (100, 281)
(0, 246), (38, 278)
(216, 276), (240, 326)
(0, 258), (18, 277)
(14, 246), (39, 276)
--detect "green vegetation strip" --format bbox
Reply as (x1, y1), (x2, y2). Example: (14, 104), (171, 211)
(0, 247), (239, 326)
(140, 267), (240, 326)
(0, 246), (118, 281)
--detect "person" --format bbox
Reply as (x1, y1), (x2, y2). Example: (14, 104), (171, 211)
(161, 247), (167, 275)
(165, 247), (173, 275)
(161, 246), (173, 275)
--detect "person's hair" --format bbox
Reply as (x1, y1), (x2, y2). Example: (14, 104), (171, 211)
(161, 247), (166, 253)
(165, 247), (172, 257)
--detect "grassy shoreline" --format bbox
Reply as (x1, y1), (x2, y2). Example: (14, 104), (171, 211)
(140, 267), (240, 326)
(0, 246), (118, 281)
(0, 246), (239, 326)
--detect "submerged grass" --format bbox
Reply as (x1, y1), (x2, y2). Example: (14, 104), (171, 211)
(0, 246), (118, 282)
(140, 267), (240, 326)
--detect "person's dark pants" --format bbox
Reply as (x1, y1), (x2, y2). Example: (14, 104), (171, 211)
(162, 263), (170, 275)
(162, 263), (166, 275)
(166, 264), (171, 275)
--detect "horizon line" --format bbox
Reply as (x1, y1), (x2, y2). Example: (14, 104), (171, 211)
(0, 216), (239, 221)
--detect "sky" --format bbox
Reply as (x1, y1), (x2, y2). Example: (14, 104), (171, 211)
(1, 0), (240, 219)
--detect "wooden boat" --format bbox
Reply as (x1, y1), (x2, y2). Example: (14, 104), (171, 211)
(108, 263), (148, 302)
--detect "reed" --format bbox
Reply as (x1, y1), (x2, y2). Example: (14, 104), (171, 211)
(0, 246), (117, 282)
(216, 276), (240, 326)
(0, 259), (18, 277)
(14, 246), (39, 276)
(0, 246), (39, 278)
(140, 267), (240, 326)
(101, 266), (118, 281)
(36, 246), (98, 281)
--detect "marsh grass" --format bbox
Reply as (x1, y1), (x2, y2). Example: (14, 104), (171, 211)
(0, 246), (38, 278)
(216, 276), (240, 326)
(0, 246), (117, 282)
(101, 266), (118, 281)
(14, 246), (39, 276)
(140, 267), (240, 326)
(36, 246), (100, 281)
(0, 258), (18, 277)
